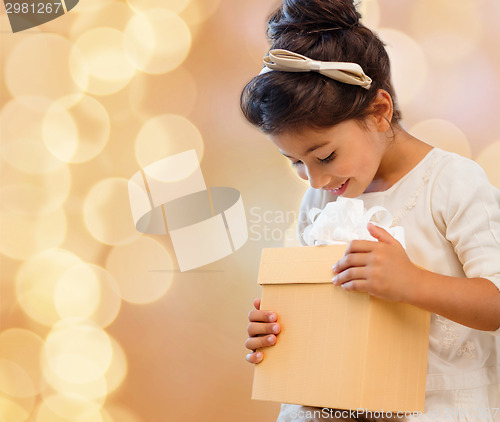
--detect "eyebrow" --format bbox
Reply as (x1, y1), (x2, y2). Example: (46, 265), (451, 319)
(280, 141), (329, 158)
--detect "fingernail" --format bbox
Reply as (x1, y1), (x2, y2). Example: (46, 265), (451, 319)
(246, 353), (252, 361)
(342, 282), (352, 290)
(268, 313), (276, 322)
(268, 335), (275, 344)
(332, 263), (337, 272)
(256, 352), (263, 360)
(332, 275), (338, 285)
(272, 324), (280, 333)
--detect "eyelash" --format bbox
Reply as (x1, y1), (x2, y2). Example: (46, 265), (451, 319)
(292, 152), (335, 166)
(320, 151), (335, 163)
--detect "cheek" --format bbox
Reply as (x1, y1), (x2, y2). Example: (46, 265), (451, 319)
(296, 166), (308, 180)
(329, 160), (352, 177)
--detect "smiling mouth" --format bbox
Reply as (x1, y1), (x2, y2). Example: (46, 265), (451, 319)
(324, 179), (348, 191)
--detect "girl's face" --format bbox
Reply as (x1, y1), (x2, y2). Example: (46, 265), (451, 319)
(270, 119), (390, 197)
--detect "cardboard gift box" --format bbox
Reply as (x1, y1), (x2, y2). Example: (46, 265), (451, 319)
(252, 244), (431, 413)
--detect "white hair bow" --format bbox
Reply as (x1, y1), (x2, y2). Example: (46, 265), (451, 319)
(259, 49), (372, 90)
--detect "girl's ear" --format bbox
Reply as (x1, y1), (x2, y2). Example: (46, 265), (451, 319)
(368, 89), (394, 132)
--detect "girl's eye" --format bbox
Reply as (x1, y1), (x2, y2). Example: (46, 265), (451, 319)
(291, 160), (303, 167)
(319, 152), (335, 163)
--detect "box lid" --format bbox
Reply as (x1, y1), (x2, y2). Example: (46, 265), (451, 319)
(257, 244), (347, 285)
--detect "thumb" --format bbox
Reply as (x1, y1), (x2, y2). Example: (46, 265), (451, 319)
(367, 222), (397, 244)
(253, 298), (261, 310)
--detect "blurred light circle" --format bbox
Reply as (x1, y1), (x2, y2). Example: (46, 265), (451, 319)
(41, 333), (110, 403)
(70, 28), (136, 96)
(54, 263), (101, 321)
(83, 178), (141, 246)
(358, 0), (380, 29)
(181, 0), (222, 26)
(0, 359), (35, 398)
(423, 53), (498, 137)
(0, 184), (56, 215)
(43, 102), (78, 163)
(127, 0), (192, 14)
(5, 34), (86, 102)
(54, 263), (121, 328)
(0, 97), (66, 175)
(417, 31), (480, 64)
(409, 119), (471, 158)
(128, 69), (197, 120)
(0, 207), (67, 261)
(101, 405), (144, 422)
(135, 114), (204, 168)
(70, 1), (133, 39)
(88, 266), (122, 328)
(42, 95), (111, 163)
(378, 28), (427, 106)
(0, 329), (44, 397)
(104, 337), (128, 395)
(124, 9), (191, 74)
(15, 249), (83, 326)
(70, 0), (117, 14)
(43, 320), (113, 385)
(41, 363), (108, 403)
(477, 141), (500, 189)
(0, 393), (34, 422)
(101, 409), (114, 422)
(0, 15), (40, 67)
(411, 0), (482, 63)
(36, 393), (102, 421)
(105, 237), (174, 304)
(0, 165), (71, 216)
(242, 1), (273, 62)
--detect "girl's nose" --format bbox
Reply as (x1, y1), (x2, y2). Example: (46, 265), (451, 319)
(305, 165), (330, 190)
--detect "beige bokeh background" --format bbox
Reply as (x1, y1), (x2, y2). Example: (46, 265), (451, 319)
(0, 0), (499, 421)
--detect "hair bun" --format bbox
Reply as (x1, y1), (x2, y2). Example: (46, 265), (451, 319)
(268, 0), (361, 40)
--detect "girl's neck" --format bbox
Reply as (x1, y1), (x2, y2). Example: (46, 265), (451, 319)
(366, 126), (432, 193)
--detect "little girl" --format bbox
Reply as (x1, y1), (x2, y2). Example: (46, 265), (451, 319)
(242, 1), (500, 421)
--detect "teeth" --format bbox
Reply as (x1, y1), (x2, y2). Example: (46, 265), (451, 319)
(324, 180), (347, 191)
(333, 181), (345, 190)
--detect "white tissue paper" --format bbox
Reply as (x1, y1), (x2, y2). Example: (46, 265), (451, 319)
(302, 197), (405, 249)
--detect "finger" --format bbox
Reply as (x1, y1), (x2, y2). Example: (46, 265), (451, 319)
(333, 252), (368, 274)
(367, 223), (398, 245)
(345, 239), (378, 254)
(253, 298), (261, 310)
(245, 334), (277, 351)
(248, 309), (277, 323)
(332, 266), (367, 286)
(340, 280), (368, 293)
(247, 321), (281, 337)
(246, 351), (264, 364)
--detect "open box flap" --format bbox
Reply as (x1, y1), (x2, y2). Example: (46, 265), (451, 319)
(257, 244), (347, 285)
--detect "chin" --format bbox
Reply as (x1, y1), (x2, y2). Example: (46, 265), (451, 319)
(339, 192), (358, 199)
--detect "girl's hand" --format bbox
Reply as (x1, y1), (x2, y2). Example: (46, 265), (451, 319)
(332, 223), (422, 302)
(245, 298), (281, 364)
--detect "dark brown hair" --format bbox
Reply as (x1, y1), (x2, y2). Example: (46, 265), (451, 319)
(240, 0), (401, 135)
